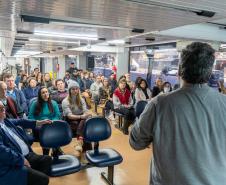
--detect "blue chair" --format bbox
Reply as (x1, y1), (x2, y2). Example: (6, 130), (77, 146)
(39, 120), (81, 177)
(135, 100), (148, 118)
(84, 117), (123, 185)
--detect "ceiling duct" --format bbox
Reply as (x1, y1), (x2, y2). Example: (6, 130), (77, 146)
(20, 14), (131, 30)
(21, 15), (50, 24)
(124, 0), (215, 18)
(17, 30), (33, 34)
(145, 37), (155, 41)
(132, 28), (145, 33)
(15, 38), (29, 42)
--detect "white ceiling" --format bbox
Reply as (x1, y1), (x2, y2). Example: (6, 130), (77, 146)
(0, 0), (226, 56)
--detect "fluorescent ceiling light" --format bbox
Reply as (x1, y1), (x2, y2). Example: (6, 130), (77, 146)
(34, 31), (98, 40)
(50, 21), (131, 30)
(15, 50), (42, 56)
(29, 38), (80, 44)
(107, 40), (125, 44)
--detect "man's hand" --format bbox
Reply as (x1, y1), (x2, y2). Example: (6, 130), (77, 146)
(36, 119), (52, 126)
(24, 158), (31, 168)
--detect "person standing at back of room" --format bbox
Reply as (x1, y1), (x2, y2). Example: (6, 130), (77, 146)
(130, 42), (226, 185)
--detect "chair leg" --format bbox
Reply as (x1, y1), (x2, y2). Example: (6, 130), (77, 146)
(95, 103), (97, 113)
(101, 166), (114, 185)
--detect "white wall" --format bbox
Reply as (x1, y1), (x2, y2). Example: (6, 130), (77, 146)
(116, 48), (129, 79)
(78, 54), (87, 70)
(58, 56), (66, 79)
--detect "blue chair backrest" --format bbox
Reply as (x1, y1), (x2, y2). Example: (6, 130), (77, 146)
(84, 117), (111, 142)
(135, 100), (148, 118)
(29, 97), (38, 107)
(39, 120), (72, 148)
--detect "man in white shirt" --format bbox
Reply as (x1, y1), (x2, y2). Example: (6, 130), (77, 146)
(0, 100), (52, 185)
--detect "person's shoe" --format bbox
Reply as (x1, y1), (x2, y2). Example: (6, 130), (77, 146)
(74, 138), (83, 152)
(42, 148), (50, 155)
(52, 148), (65, 157)
(108, 112), (115, 121)
(80, 153), (89, 164)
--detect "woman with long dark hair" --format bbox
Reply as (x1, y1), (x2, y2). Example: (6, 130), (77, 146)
(135, 79), (152, 102)
(28, 86), (60, 120)
(28, 86), (61, 155)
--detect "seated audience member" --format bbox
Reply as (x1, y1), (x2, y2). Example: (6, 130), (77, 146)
(47, 79), (57, 94)
(135, 79), (152, 103)
(0, 100), (52, 185)
(82, 72), (93, 91)
(51, 79), (68, 113)
(36, 72), (43, 87)
(89, 72), (95, 82)
(173, 83), (180, 91)
(15, 70), (25, 88)
(32, 67), (40, 78)
(125, 73), (134, 90)
(109, 72), (117, 92)
(99, 78), (114, 115)
(90, 75), (103, 104)
(218, 80), (226, 94)
(113, 79), (135, 135)
(81, 72), (92, 109)
(28, 87), (61, 155)
(62, 81), (92, 154)
(19, 74), (28, 90)
(118, 75), (131, 91)
(161, 81), (172, 94)
(43, 73), (52, 88)
(152, 77), (163, 98)
(100, 75), (105, 83)
(63, 72), (71, 88)
(4, 74), (28, 116)
(23, 78), (39, 106)
(71, 69), (84, 92)
(0, 81), (18, 118)
(135, 76), (143, 88)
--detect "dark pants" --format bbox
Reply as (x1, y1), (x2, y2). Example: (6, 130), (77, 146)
(66, 117), (92, 151)
(105, 100), (114, 111)
(114, 107), (135, 132)
(26, 152), (52, 185)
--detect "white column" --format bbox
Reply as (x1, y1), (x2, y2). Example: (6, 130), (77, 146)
(116, 48), (129, 80)
(78, 54), (87, 70)
(58, 56), (66, 79)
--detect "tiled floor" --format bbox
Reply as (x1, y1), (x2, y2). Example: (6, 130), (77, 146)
(33, 118), (152, 185)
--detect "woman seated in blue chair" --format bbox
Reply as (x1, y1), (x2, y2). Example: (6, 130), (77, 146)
(62, 81), (92, 156)
(28, 86), (61, 155)
(113, 78), (135, 135)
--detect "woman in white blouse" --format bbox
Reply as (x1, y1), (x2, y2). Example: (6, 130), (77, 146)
(135, 78), (152, 103)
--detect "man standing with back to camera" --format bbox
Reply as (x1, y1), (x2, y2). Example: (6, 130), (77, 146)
(130, 42), (226, 185)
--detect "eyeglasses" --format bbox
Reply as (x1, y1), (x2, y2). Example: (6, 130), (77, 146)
(0, 106), (5, 112)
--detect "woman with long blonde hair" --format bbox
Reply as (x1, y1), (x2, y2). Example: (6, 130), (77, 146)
(62, 81), (92, 157)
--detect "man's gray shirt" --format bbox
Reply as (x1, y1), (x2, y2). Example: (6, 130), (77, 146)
(130, 84), (226, 185)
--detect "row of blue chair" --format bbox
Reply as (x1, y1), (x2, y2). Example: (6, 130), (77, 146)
(39, 117), (123, 185)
